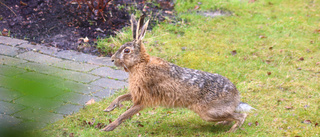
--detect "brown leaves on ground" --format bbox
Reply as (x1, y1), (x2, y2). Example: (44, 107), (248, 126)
(231, 50), (237, 56)
(259, 35), (267, 39)
(285, 106), (294, 110)
(95, 123), (105, 129)
(302, 120), (312, 124)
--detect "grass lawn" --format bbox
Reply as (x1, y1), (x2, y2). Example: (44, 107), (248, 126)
(38, 0), (319, 136)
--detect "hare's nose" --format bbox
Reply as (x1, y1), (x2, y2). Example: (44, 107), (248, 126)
(111, 59), (114, 62)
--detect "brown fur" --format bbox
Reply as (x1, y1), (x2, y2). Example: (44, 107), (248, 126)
(102, 15), (251, 133)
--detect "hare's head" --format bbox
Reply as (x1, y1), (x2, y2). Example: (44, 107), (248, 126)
(111, 15), (150, 72)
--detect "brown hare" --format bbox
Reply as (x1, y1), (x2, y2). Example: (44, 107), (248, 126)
(102, 15), (255, 133)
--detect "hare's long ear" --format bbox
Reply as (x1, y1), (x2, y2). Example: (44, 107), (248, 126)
(138, 19), (149, 41)
(130, 14), (137, 40)
(136, 14), (145, 40)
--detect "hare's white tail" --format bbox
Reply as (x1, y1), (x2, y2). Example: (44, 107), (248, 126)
(235, 102), (256, 113)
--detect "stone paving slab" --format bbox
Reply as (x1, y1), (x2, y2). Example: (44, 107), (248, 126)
(55, 80), (104, 94)
(54, 69), (100, 83)
(55, 92), (94, 105)
(0, 87), (23, 102)
(0, 65), (26, 77)
(0, 101), (25, 115)
(0, 44), (20, 56)
(17, 51), (63, 65)
(55, 104), (83, 115)
(14, 96), (65, 110)
(51, 59), (99, 72)
(90, 67), (128, 80)
(13, 109), (64, 123)
(0, 114), (22, 128)
(93, 88), (115, 99)
(0, 55), (27, 66)
(91, 78), (128, 89)
(87, 56), (114, 66)
(0, 36), (28, 46)
(16, 62), (63, 75)
(51, 50), (97, 62)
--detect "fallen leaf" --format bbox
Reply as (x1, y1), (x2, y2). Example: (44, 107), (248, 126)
(285, 106), (294, 110)
(269, 47), (273, 50)
(259, 35), (267, 39)
(108, 119), (112, 124)
(165, 10), (173, 14)
(137, 123), (144, 127)
(95, 123), (105, 129)
(194, 5), (200, 10)
(255, 121), (259, 126)
(267, 72), (271, 75)
(297, 67), (302, 70)
(231, 50), (237, 56)
(314, 29), (320, 33)
(85, 98), (95, 105)
(310, 40), (314, 44)
(83, 37), (89, 42)
(248, 122), (253, 126)
(303, 120), (312, 124)
(69, 133), (74, 137)
(315, 123), (318, 127)
(20, 1), (28, 6)
(299, 57), (304, 61)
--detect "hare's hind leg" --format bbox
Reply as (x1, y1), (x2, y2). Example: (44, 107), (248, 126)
(227, 113), (247, 133)
(199, 109), (247, 133)
(104, 93), (132, 112)
(102, 104), (143, 131)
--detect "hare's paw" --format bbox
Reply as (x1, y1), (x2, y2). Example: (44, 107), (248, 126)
(101, 123), (117, 132)
(103, 103), (118, 112)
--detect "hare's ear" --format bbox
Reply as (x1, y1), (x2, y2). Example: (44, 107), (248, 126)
(130, 14), (137, 40)
(136, 14), (145, 40)
(138, 19), (149, 41)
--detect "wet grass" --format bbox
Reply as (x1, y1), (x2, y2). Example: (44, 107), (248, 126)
(40, 0), (320, 136)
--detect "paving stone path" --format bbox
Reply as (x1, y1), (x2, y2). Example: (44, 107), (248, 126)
(0, 36), (128, 130)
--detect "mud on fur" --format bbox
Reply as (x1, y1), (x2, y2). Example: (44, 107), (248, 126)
(101, 14), (255, 133)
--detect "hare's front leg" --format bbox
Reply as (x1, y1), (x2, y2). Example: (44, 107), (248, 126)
(101, 104), (144, 131)
(104, 93), (132, 112)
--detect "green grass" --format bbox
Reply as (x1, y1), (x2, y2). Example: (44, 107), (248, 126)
(39, 0), (319, 136)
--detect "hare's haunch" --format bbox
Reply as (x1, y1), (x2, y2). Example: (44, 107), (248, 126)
(102, 15), (254, 133)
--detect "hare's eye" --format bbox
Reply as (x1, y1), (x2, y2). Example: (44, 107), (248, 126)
(124, 48), (130, 54)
